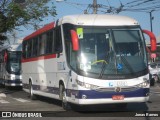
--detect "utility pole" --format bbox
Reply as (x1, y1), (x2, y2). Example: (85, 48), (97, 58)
(56, 0), (104, 14)
(149, 10), (154, 32)
(93, 0), (98, 14)
(87, 0), (102, 14)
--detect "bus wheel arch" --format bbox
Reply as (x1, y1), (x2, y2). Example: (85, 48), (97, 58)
(59, 80), (65, 100)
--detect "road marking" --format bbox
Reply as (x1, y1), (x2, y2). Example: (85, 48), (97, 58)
(13, 98), (30, 103)
(0, 93), (6, 98)
(0, 99), (9, 104)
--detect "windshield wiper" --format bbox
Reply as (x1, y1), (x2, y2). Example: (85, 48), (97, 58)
(98, 61), (106, 79)
(121, 56), (135, 74)
(117, 52), (135, 75)
(98, 52), (110, 79)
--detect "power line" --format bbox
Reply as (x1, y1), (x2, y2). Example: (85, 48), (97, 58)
(121, 0), (160, 13)
(125, 0), (158, 8)
(124, 0), (143, 5)
(56, 0), (160, 14)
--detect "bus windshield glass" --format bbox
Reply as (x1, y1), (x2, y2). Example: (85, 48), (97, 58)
(6, 51), (21, 74)
(64, 25), (147, 79)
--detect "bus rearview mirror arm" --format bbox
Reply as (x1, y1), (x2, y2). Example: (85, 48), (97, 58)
(142, 29), (157, 52)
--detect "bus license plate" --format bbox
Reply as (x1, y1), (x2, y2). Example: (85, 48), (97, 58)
(112, 95), (124, 100)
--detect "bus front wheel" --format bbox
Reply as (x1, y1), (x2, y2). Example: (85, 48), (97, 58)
(59, 84), (70, 110)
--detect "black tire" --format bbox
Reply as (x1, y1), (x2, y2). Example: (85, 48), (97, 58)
(59, 84), (70, 110)
(2, 80), (5, 88)
(150, 78), (155, 86)
(29, 81), (36, 100)
(157, 77), (160, 83)
(2, 77), (6, 88)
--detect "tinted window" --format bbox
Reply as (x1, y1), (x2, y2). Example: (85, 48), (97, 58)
(54, 27), (62, 53)
(46, 30), (54, 54)
(32, 37), (38, 57)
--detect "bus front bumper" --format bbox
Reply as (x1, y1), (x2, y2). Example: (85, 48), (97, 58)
(5, 79), (22, 87)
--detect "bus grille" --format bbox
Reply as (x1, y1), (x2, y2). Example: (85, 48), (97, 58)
(94, 86), (140, 92)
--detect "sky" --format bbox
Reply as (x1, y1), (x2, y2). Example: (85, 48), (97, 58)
(15, 0), (160, 43)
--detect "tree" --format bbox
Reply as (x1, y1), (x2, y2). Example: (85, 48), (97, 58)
(0, 0), (56, 42)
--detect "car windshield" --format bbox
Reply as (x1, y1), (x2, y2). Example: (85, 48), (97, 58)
(64, 24), (147, 79)
(149, 63), (160, 69)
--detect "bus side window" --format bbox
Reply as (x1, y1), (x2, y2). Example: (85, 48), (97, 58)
(38, 35), (45, 55)
(52, 30), (55, 53)
(54, 27), (62, 53)
(26, 41), (29, 58)
(27, 40), (32, 58)
(46, 30), (53, 54)
(32, 37), (38, 57)
(22, 41), (27, 58)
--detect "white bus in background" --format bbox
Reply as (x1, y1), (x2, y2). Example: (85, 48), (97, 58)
(0, 44), (22, 87)
(22, 14), (156, 110)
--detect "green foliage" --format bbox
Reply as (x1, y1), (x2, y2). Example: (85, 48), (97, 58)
(0, 0), (56, 41)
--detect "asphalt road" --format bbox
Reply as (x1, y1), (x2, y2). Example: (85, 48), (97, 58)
(0, 85), (160, 119)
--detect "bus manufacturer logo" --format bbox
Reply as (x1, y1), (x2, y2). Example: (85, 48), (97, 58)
(115, 87), (121, 92)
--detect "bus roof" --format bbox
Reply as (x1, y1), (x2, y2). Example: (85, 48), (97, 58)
(59, 14), (139, 26)
(23, 22), (54, 41)
(23, 14), (139, 41)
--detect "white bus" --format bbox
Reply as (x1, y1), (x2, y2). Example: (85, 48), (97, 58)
(22, 14), (156, 110)
(0, 44), (22, 87)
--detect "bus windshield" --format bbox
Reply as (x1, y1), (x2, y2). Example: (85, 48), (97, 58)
(64, 25), (147, 79)
(6, 51), (21, 74)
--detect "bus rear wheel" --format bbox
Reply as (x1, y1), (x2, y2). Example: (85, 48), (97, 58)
(59, 84), (70, 110)
(29, 81), (36, 100)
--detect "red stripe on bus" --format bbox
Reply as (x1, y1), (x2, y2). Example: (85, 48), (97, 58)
(22, 54), (56, 63)
(23, 22), (54, 41)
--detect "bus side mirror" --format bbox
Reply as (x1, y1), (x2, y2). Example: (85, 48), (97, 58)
(70, 30), (79, 51)
(142, 29), (157, 52)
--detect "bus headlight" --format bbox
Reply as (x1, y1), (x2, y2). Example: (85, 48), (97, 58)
(76, 79), (84, 86)
(76, 79), (99, 90)
(137, 80), (150, 88)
